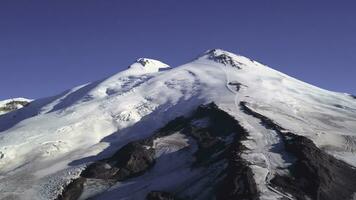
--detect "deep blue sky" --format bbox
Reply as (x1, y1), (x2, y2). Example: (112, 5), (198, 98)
(1, 0), (356, 99)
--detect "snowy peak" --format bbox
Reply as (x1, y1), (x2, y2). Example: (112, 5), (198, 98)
(198, 49), (254, 69)
(0, 98), (32, 115)
(128, 58), (170, 73)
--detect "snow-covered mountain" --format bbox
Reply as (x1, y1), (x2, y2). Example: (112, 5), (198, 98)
(0, 98), (31, 115)
(1, 49), (356, 200)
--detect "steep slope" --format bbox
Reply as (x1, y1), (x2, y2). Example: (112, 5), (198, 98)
(0, 50), (356, 200)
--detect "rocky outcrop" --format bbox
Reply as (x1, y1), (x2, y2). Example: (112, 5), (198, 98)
(56, 141), (155, 200)
(81, 141), (155, 180)
(228, 81), (243, 91)
(0, 99), (30, 114)
(240, 101), (356, 200)
(206, 49), (242, 69)
(56, 178), (86, 200)
(57, 141), (156, 200)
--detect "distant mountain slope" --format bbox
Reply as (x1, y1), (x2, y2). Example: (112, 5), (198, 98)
(0, 49), (356, 200)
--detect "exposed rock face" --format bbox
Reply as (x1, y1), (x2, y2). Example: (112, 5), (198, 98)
(187, 103), (259, 199)
(240, 101), (356, 200)
(58, 142), (156, 200)
(187, 103), (240, 166)
(216, 137), (259, 200)
(274, 133), (356, 200)
(81, 141), (155, 180)
(56, 103), (259, 200)
(56, 178), (86, 200)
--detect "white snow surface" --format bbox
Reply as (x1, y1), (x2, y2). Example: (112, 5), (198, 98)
(0, 49), (356, 199)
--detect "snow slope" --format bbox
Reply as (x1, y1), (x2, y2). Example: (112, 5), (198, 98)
(0, 50), (356, 200)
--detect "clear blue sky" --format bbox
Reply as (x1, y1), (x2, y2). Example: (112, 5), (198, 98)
(1, 0), (355, 99)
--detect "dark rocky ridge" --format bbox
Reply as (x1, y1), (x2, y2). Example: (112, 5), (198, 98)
(190, 103), (259, 199)
(215, 135), (259, 200)
(188, 103), (242, 166)
(56, 103), (259, 200)
(275, 133), (356, 200)
(240, 101), (356, 200)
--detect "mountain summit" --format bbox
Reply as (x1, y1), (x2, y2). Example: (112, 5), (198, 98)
(128, 58), (170, 73)
(0, 50), (356, 200)
(0, 98), (31, 115)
